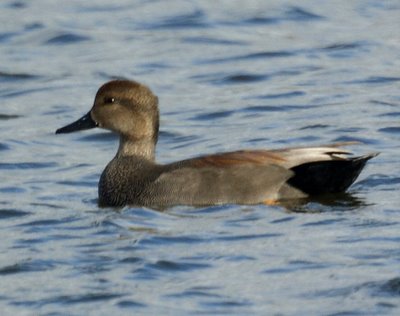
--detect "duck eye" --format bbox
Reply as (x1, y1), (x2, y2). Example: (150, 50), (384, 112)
(105, 97), (115, 104)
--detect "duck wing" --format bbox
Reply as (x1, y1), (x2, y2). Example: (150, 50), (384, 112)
(146, 143), (378, 207)
(151, 150), (294, 206)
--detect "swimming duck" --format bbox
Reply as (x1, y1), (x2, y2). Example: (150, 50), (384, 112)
(56, 80), (377, 208)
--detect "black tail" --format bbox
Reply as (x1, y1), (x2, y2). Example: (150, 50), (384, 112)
(288, 153), (378, 195)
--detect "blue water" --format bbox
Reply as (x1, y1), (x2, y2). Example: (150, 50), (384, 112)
(1, 0), (400, 315)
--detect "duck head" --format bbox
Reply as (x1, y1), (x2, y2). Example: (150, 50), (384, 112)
(56, 80), (160, 144)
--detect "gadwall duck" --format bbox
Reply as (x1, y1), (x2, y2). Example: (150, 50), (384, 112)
(56, 80), (378, 208)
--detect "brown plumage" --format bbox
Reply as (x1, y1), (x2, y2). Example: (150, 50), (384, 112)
(56, 79), (378, 208)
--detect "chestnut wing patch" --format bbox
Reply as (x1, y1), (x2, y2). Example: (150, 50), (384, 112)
(188, 150), (286, 168)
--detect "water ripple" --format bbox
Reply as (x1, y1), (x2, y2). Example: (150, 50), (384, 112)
(249, 91), (305, 100)
(166, 287), (222, 299)
(264, 260), (331, 274)
(380, 278), (400, 296)
(242, 104), (315, 113)
(313, 277), (400, 301)
(0, 113), (21, 120)
(12, 293), (125, 307)
(0, 71), (39, 82)
(346, 76), (400, 85)
(323, 43), (363, 51)
(182, 36), (245, 46)
(0, 143), (10, 150)
(7, 1), (28, 9)
(117, 300), (146, 308)
(146, 260), (212, 272)
(190, 110), (235, 121)
(0, 31), (19, 42)
(140, 235), (204, 246)
(0, 162), (57, 170)
(77, 132), (117, 142)
(200, 299), (252, 308)
(0, 209), (31, 219)
(379, 127), (400, 135)
(355, 174), (400, 188)
(143, 9), (209, 29)
(299, 124), (331, 130)
(285, 6), (324, 21)
(45, 33), (91, 45)
(243, 6), (323, 25)
(216, 232), (281, 242)
(0, 259), (55, 275)
(218, 73), (268, 84)
(379, 111), (400, 117)
(196, 50), (297, 64)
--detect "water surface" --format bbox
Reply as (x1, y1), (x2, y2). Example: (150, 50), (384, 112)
(1, 0), (399, 315)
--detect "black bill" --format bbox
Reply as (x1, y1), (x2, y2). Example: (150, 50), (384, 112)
(55, 112), (97, 134)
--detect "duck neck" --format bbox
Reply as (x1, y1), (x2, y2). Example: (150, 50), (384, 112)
(117, 135), (156, 161)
